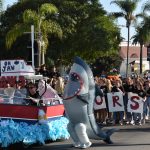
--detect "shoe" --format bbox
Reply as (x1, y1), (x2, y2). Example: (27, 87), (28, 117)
(145, 116), (149, 120)
(139, 123), (142, 126)
(80, 142), (92, 149)
(119, 121), (123, 126)
(130, 121), (135, 125)
(103, 121), (107, 125)
(73, 142), (81, 148)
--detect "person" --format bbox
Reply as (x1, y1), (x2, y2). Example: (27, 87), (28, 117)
(25, 82), (40, 106)
(105, 78), (113, 124)
(97, 78), (108, 124)
(38, 64), (49, 77)
(49, 66), (60, 78)
(144, 80), (150, 121)
(94, 77), (105, 124)
(111, 79), (125, 125)
(132, 81), (146, 125)
(55, 76), (64, 97)
(123, 77), (136, 124)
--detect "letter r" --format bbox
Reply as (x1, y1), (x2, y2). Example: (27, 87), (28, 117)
(112, 96), (122, 107)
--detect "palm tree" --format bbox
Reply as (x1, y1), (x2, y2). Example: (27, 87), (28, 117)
(133, 1), (150, 74)
(0, 0), (3, 13)
(143, 1), (150, 12)
(131, 26), (150, 74)
(142, 1), (150, 34)
(6, 3), (62, 67)
(0, 0), (3, 26)
(0, 0), (2, 8)
(110, 0), (140, 77)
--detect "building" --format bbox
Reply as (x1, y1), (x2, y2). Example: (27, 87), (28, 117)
(119, 42), (149, 77)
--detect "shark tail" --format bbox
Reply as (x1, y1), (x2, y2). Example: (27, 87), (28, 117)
(103, 128), (119, 144)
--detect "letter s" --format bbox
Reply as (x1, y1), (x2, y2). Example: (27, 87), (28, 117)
(130, 96), (139, 110)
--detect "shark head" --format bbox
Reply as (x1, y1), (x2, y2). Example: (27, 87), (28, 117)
(63, 57), (95, 100)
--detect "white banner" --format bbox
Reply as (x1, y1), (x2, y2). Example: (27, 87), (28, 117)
(107, 92), (124, 112)
(1, 60), (34, 76)
(94, 96), (106, 110)
(127, 92), (144, 113)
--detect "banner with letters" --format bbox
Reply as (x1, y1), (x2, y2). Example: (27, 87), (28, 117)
(94, 96), (106, 110)
(107, 92), (124, 112)
(127, 92), (143, 113)
(0, 60), (34, 76)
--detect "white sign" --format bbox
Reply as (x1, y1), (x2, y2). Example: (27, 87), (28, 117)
(1, 60), (35, 76)
(107, 92), (124, 112)
(127, 92), (143, 113)
(94, 96), (106, 110)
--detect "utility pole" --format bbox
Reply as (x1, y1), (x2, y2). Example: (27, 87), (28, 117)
(31, 25), (35, 69)
(25, 25), (38, 69)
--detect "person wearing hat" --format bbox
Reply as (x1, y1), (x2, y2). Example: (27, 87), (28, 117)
(25, 82), (40, 105)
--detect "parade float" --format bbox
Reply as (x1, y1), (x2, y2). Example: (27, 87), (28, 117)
(0, 59), (69, 148)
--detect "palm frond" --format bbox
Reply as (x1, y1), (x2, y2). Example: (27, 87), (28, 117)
(143, 1), (150, 12)
(23, 9), (38, 24)
(131, 25), (150, 45)
(135, 13), (145, 18)
(6, 24), (29, 49)
(110, 0), (124, 8)
(110, 0), (139, 14)
(40, 3), (58, 16)
(0, 0), (3, 12)
(41, 20), (62, 39)
(5, 1), (61, 56)
(109, 12), (125, 18)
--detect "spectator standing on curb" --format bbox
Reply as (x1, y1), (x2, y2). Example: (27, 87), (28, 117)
(111, 79), (125, 125)
(132, 81), (146, 125)
(123, 77), (135, 124)
(144, 80), (150, 120)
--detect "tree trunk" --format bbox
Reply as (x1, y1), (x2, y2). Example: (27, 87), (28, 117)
(140, 44), (143, 74)
(126, 25), (130, 77)
(38, 40), (41, 67)
(41, 51), (45, 65)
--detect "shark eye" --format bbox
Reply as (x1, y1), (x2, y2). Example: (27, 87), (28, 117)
(70, 73), (79, 82)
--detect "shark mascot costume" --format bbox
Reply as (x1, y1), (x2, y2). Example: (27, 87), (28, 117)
(63, 57), (117, 149)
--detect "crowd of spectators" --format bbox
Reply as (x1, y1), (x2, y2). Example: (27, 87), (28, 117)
(94, 74), (150, 126)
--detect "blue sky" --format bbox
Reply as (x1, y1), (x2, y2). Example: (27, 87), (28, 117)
(3, 0), (148, 41)
(100, 0), (148, 42)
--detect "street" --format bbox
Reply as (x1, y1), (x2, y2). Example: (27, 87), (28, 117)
(5, 121), (150, 150)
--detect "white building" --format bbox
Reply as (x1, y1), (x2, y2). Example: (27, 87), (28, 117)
(119, 42), (149, 76)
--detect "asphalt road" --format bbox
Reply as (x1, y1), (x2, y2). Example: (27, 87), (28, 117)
(3, 121), (150, 150)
